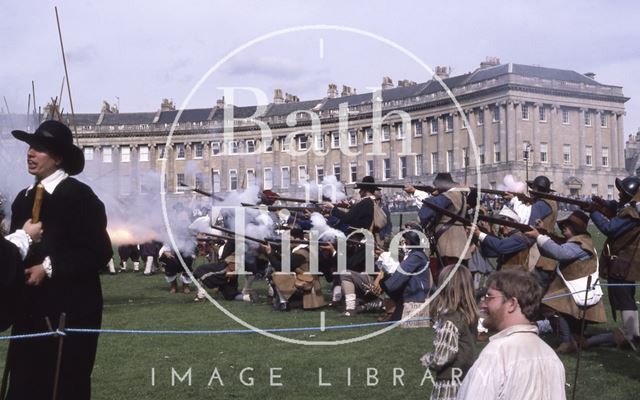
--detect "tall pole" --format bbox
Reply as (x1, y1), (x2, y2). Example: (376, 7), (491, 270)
(55, 6), (79, 146)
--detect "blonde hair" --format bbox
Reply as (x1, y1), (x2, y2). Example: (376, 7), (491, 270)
(431, 265), (479, 327)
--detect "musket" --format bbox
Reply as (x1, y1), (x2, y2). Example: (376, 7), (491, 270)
(470, 187), (534, 203)
(259, 190), (321, 204)
(181, 185), (225, 201)
(357, 182), (437, 193)
(210, 225), (269, 245)
(241, 203), (324, 213)
(529, 191), (616, 219)
(423, 201), (568, 243)
(422, 201), (534, 232)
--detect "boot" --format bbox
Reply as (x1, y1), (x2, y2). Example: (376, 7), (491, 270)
(555, 341), (577, 354)
(182, 283), (191, 294)
(169, 281), (178, 294)
(613, 327), (637, 351)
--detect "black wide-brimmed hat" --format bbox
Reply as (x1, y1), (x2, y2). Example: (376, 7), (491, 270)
(527, 175), (554, 193)
(12, 120), (84, 175)
(354, 176), (380, 191)
(557, 210), (589, 235)
(432, 173), (457, 191)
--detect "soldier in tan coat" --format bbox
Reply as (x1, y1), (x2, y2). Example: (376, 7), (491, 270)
(263, 229), (326, 311)
(418, 173), (471, 268)
(526, 211), (606, 354)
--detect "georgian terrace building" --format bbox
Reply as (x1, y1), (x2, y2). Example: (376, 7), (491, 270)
(2, 59), (629, 200)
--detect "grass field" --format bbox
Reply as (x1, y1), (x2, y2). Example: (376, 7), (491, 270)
(1, 214), (640, 399)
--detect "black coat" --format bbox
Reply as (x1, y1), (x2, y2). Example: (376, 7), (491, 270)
(10, 177), (112, 324)
(331, 197), (374, 230)
(0, 237), (22, 331)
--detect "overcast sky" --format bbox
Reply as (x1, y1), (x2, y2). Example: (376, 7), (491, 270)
(2, 0), (640, 136)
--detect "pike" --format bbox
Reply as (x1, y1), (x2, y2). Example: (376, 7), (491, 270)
(530, 190), (616, 219)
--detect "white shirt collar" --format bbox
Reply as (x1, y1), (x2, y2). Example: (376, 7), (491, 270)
(26, 169), (69, 195)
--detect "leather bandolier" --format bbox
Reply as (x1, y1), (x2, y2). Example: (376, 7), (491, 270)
(543, 234), (606, 323)
(535, 199), (558, 272)
(435, 190), (471, 260)
(600, 204), (640, 282)
(497, 230), (530, 271)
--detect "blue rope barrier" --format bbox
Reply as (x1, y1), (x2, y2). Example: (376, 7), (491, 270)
(0, 283), (636, 340)
(0, 318), (432, 339)
(0, 331), (59, 341)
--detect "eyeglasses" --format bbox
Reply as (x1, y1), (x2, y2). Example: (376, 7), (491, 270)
(480, 293), (505, 303)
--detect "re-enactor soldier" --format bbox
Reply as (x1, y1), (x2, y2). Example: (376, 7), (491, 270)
(7, 120), (113, 400)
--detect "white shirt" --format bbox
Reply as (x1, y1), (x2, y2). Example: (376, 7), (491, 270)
(509, 196), (532, 224)
(457, 324), (566, 400)
(25, 169), (68, 196)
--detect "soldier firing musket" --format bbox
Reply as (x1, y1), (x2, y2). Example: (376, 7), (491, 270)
(530, 190), (617, 219)
(417, 173), (472, 272)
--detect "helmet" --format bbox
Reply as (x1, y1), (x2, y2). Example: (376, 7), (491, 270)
(527, 175), (554, 193)
(615, 176), (640, 198)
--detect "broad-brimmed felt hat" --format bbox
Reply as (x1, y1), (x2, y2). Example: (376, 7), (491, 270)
(432, 173), (457, 191)
(527, 175), (554, 193)
(557, 210), (589, 235)
(12, 120), (84, 175)
(354, 176), (380, 191)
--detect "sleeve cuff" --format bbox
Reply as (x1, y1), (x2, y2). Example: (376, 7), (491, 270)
(536, 235), (551, 247)
(4, 229), (31, 260)
(42, 256), (53, 278)
(478, 232), (487, 242)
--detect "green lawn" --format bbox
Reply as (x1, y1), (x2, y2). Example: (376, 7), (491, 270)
(1, 219), (639, 399)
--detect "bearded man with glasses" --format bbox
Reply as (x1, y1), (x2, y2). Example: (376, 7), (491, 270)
(457, 270), (566, 400)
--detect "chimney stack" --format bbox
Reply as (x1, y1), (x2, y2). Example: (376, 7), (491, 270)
(479, 56), (501, 69)
(160, 98), (176, 111)
(216, 97), (225, 108)
(273, 89), (284, 104)
(327, 83), (338, 98)
(381, 76), (394, 90)
(284, 93), (299, 103)
(434, 66), (450, 79)
(341, 85), (352, 97)
(584, 72), (596, 80)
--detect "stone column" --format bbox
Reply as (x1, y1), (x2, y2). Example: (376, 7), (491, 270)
(594, 111), (603, 172)
(497, 103), (507, 165)
(436, 115), (445, 172)
(578, 109), (586, 168)
(616, 112), (625, 170)
(511, 101), (520, 164)
(550, 104), (561, 167)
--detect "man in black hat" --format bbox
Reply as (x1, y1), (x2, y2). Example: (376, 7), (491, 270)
(587, 176), (640, 349)
(417, 173), (471, 267)
(322, 176), (378, 232)
(7, 120), (113, 400)
(507, 175), (558, 289)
